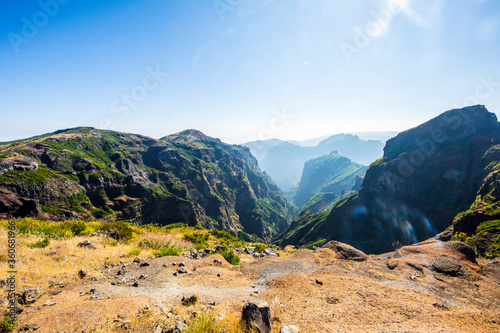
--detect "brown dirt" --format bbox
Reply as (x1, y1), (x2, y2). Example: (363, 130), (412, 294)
(2, 237), (500, 332)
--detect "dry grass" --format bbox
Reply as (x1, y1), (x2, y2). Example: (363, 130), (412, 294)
(0, 233), (153, 295)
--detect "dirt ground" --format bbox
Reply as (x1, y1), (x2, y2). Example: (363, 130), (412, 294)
(2, 237), (500, 332)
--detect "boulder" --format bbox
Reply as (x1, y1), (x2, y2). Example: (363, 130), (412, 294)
(431, 255), (465, 276)
(241, 299), (271, 333)
(263, 248), (278, 256)
(322, 241), (368, 261)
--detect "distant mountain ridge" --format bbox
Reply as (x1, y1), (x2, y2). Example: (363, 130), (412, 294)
(0, 127), (295, 241)
(243, 133), (384, 190)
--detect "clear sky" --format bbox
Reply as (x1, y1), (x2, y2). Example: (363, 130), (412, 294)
(1, 0), (499, 144)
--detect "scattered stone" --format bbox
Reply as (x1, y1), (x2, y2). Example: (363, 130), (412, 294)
(163, 264), (167, 267)
(433, 302), (450, 310)
(118, 313), (127, 319)
(117, 268), (126, 276)
(217, 273), (221, 277)
(179, 261), (185, 267)
(241, 299), (271, 333)
(181, 295), (198, 306)
(397, 320), (401, 323)
(245, 247), (256, 255)
(19, 287), (46, 304)
(205, 247), (213, 254)
(139, 274), (147, 279)
(263, 248), (278, 256)
(280, 325), (299, 333)
(178, 267), (188, 274)
(410, 275), (416, 280)
(43, 300), (56, 306)
(133, 257), (141, 264)
(326, 297), (339, 304)
(176, 321), (187, 331)
(315, 279), (323, 285)
(167, 312), (172, 318)
(139, 261), (150, 267)
(251, 284), (256, 288)
(322, 241), (368, 261)
(214, 245), (227, 252)
(214, 259), (222, 265)
(89, 294), (103, 301)
(78, 268), (87, 279)
(253, 253), (264, 258)
(132, 281), (139, 287)
(173, 272), (178, 276)
(77, 240), (96, 250)
(208, 300), (216, 306)
(386, 260), (398, 270)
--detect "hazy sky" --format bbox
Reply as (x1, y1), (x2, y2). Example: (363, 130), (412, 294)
(1, 0), (499, 143)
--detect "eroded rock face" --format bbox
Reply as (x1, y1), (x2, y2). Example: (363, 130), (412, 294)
(0, 155), (38, 175)
(0, 187), (46, 219)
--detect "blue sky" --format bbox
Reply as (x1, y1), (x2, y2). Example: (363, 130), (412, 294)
(1, 0), (499, 143)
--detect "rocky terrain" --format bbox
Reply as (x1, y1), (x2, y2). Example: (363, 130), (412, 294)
(2, 227), (499, 333)
(279, 105), (500, 255)
(0, 128), (295, 242)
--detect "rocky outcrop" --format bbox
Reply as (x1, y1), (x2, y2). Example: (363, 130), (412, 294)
(0, 128), (295, 241)
(278, 105), (500, 253)
(0, 187), (46, 219)
(322, 240), (368, 261)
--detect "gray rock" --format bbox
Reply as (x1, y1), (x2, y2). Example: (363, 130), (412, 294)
(245, 247), (256, 254)
(241, 299), (271, 333)
(204, 247), (213, 254)
(177, 267), (187, 274)
(89, 294), (103, 300)
(263, 248), (278, 256)
(280, 325), (299, 333)
(431, 255), (465, 276)
(77, 240), (96, 250)
(181, 295), (198, 306)
(133, 257), (141, 264)
(19, 287), (45, 304)
(175, 321), (187, 331)
(433, 302), (450, 310)
(213, 245), (227, 252)
(77, 268), (87, 279)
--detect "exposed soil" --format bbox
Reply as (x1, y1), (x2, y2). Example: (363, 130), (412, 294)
(5, 239), (500, 332)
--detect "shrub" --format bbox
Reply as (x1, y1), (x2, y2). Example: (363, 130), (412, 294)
(186, 311), (219, 333)
(69, 220), (86, 236)
(152, 247), (181, 257)
(304, 239), (327, 249)
(26, 236), (50, 249)
(127, 248), (142, 256)
(220, 249), (240, 265)
(101, 221), (136, 242)
(183, 232), (209, 250)
(0, 313), (17, 333)
(210, 229), (245, 248)
(163, 222), (188, 231)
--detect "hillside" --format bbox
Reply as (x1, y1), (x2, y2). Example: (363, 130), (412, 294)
(278, 105), (500, 253)
(293, 152), (367, 211)
(0, 128), (295, 241)
(244, 134), (383, 190)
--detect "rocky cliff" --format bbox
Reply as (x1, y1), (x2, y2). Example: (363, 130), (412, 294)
(278, 105), (500, 253)
(293, 152), (367, 211)
(0, 128), (295, 241)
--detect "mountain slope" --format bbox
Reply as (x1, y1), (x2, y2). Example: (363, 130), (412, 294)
(278, 105), (500, 253)
(293, 152), (367, 210)
(0, 128), (295, 241)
